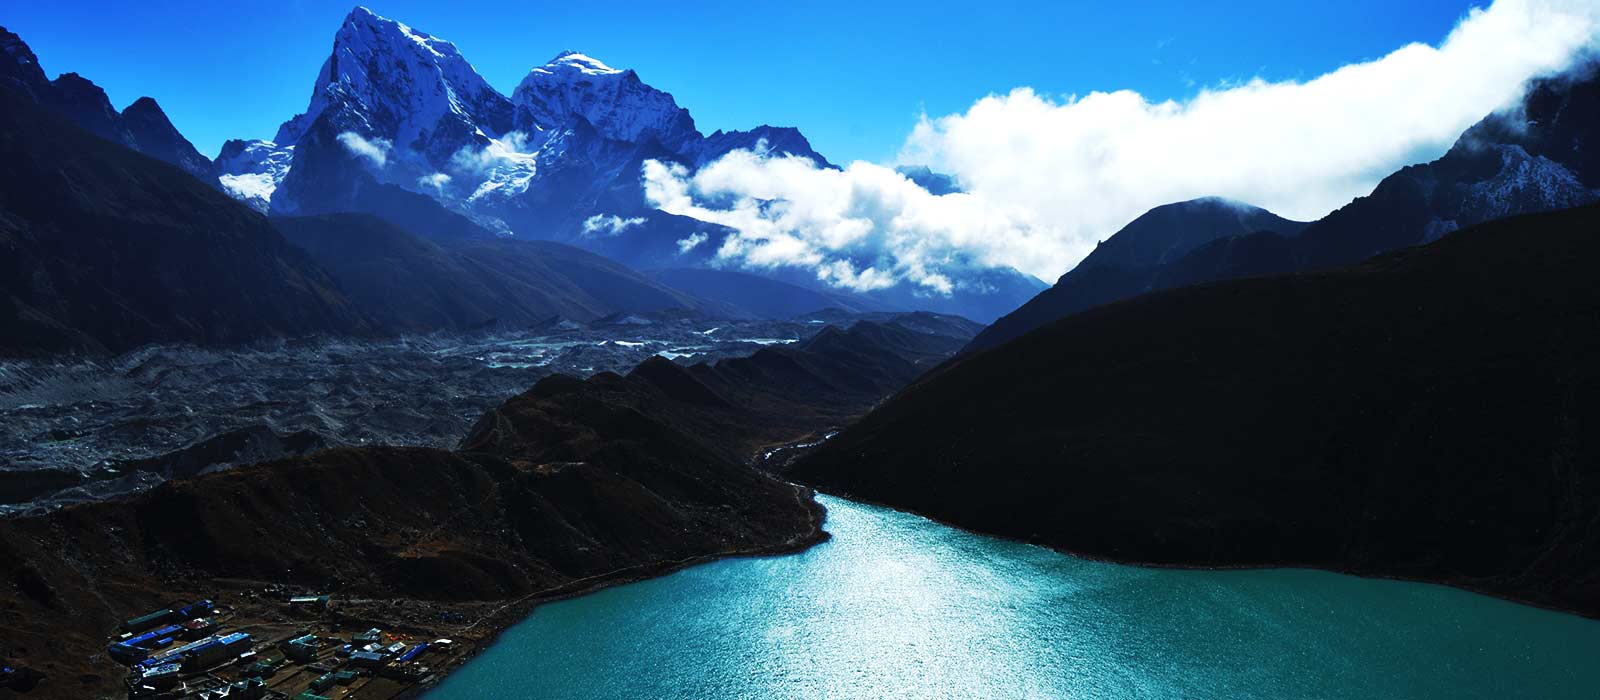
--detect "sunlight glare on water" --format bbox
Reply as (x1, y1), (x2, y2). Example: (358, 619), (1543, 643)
(425, 495), (1600, 699)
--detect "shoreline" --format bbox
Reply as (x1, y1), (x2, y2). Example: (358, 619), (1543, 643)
(393, 483), (830, 698)
(806, 488), (1600, 622)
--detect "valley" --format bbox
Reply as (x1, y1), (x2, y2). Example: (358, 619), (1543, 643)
(0, 315), (860, 513)
(4, 3), (1600, 699)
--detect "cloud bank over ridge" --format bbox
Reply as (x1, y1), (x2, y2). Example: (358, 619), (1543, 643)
(645, 0), (1600, 287)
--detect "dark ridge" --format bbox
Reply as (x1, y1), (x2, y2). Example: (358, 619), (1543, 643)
(794, 203), (1600, 618)
(469, 313), (981, 469)
(627, 356), (732, 408)
(966, 198), (1308, 353)
(118, 96), (218, 182)
(0, 28), (219, 184)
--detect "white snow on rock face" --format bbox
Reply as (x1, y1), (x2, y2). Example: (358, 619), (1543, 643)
(459, 131), (541, 203)
(536, 51), (622, 76)
(512, 50), (698, 150)
(1460, 145), (1596, 221)
(214, 139), (294, 213)
(214, 8), (711, 218)
(272, 6), (511, 162)
(1424, 144), (1599, 243)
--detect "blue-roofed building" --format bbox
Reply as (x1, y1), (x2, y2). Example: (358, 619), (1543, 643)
(140, 633), (221, 668)
(176, 600), (215, 619)
(181, 632), (253, 671)
(396, 642), (428, 663)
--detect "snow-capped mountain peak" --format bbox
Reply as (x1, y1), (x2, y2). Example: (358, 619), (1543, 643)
(512, 50), (697, 150)
(272, 6), (512, 161)
(536, 50), (624, 77)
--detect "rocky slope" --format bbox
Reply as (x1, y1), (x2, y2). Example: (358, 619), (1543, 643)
(273, 214), (711, 331)
(793, 203), (1600, 617)
(647, 268), (879, 318)
(970, 64), (1600, 353)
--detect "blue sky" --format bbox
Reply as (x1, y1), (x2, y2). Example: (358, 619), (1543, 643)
(7, 0), (1480, 164)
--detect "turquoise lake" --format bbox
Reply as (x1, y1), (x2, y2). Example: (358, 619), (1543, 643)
(425, 495), (1600, 699)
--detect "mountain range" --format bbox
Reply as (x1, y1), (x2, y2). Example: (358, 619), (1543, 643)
(6, 18), (968, 355)
(214, 7), (1042, 322)
(0, 9), (1044, 357)
(0, 75), (738, 354)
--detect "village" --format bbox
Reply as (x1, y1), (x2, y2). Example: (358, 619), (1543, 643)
(108, 594), (470, 700)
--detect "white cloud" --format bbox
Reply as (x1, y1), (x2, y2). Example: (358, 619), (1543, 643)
(581, 213), (647, 237)
(644, 155), (1022, 293)
(645, 0), (1600, 285)
(451, 132), (540, 202)
(417, 172), (452, 194)
(676, 232), (709, 253)
(450, 131), (537, 174)
(218, 172), (278, 205)
(337, 131), (392, 168)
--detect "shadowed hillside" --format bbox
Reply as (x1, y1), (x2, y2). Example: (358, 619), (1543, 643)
(273, 214), (714, 331)
(795, 204), (1600, 617)
(967, 198), (1307, 352)
(0, 87), (367, 355)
